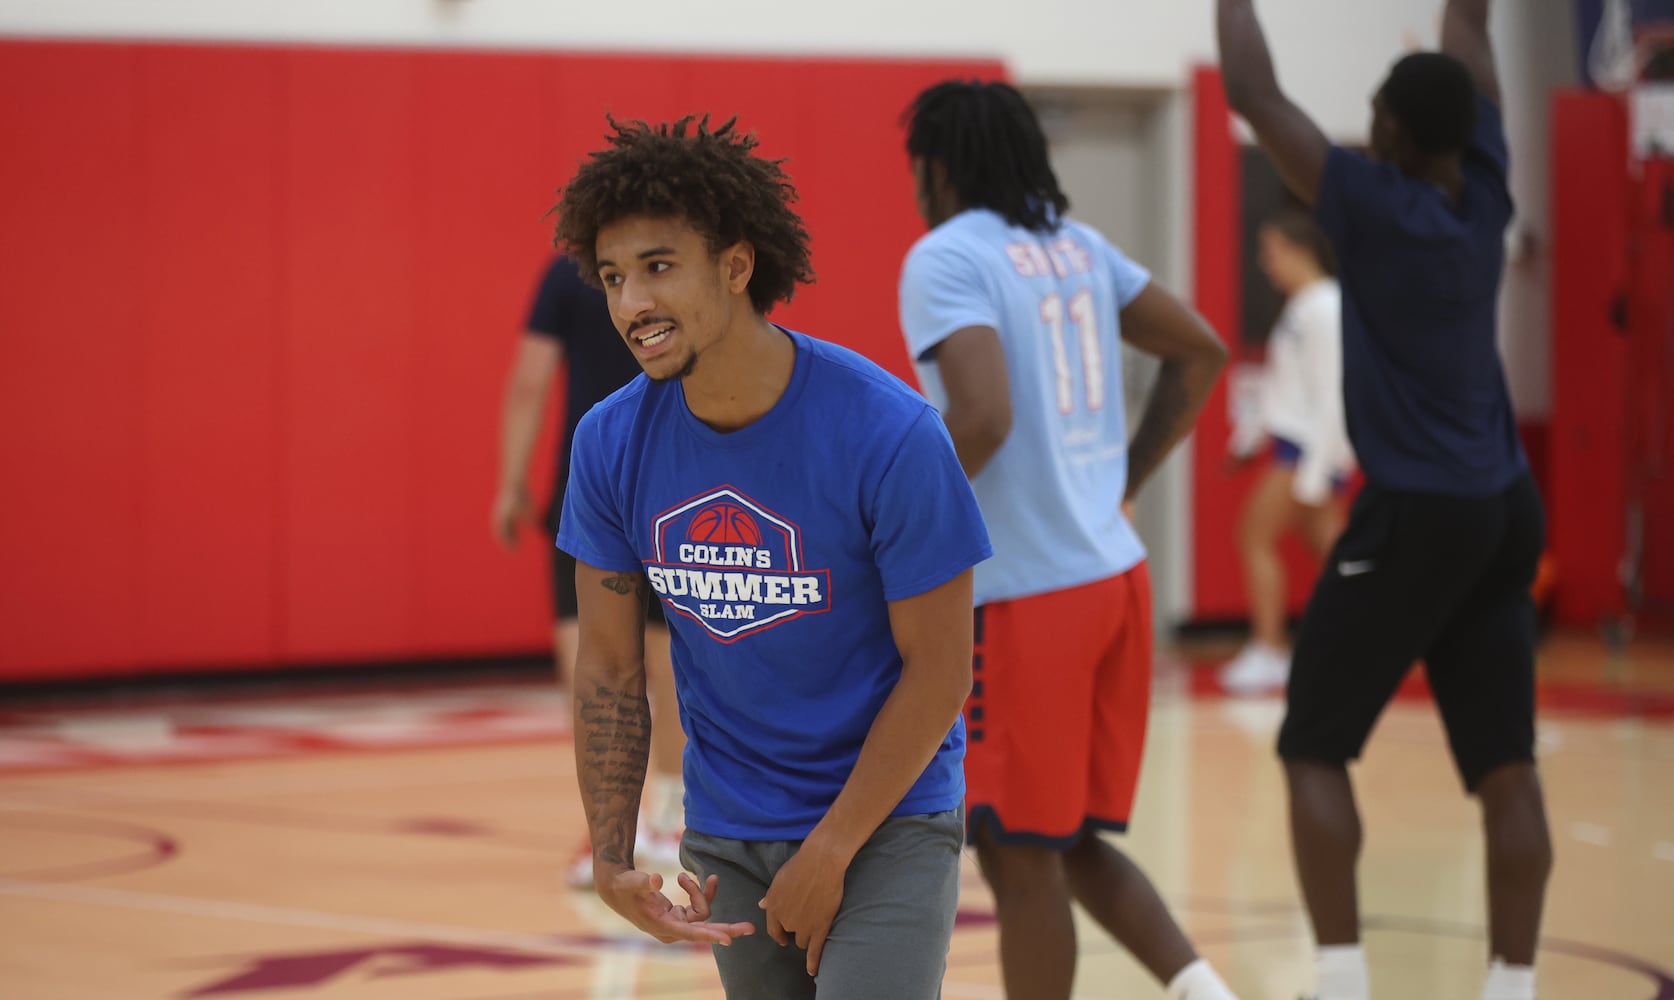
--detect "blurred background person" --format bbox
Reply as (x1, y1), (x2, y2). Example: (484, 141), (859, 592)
(493, 255), (687, 885)
(1221, 211), (1354, 695)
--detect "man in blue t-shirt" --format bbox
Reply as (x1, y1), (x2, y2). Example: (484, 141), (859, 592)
(1219, 3), (1550, 1000)
(550, 115), (992, 1000)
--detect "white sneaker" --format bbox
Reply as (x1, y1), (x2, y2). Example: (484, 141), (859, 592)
(565, 827), (686, 890)
(1219, 643), (1291, 695)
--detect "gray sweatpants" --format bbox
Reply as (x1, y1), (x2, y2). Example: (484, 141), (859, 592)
(680, 808), (964, 1000)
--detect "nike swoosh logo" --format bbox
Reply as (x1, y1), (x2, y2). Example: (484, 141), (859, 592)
(1338, 560), (1376, 577)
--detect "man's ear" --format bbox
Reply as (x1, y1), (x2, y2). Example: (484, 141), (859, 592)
(721, 241), (756, 296)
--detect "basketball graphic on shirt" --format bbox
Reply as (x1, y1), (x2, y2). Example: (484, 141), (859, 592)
(688, 502), (763, 546)
(649, 487), (831, 643)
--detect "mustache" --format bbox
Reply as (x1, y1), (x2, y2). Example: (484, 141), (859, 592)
(626, 316), (677, 337)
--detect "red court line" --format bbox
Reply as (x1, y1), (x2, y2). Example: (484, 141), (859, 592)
(0, 811), (178, 882)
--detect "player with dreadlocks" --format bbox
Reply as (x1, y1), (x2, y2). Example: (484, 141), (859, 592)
(898, 81), (1239, 1000)
(553, 114), (992, 1000)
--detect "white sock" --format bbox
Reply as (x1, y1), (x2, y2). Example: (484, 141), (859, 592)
(1480, 959), (1535, 1000)
(1167, 958), (1239, 1000)
(1316, 944), (1370, 1000)
(644, 772), (685, 835)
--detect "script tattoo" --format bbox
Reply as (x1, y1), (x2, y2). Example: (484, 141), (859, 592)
(575, 677), (651, 871)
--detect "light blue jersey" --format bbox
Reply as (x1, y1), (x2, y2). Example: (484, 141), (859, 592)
(900, 208), (1150, 605)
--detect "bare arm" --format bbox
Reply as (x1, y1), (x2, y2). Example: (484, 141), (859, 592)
(1120, 284), (1230, 501)
(758, 570), (975, 973)
(572, 560), (652, 881)
(1441, 0), (1500, 107)
(925, 327), (1013, 478)
(572, 560), (750, 945)
(492, 335), (561, 546)
(807, 570), (973, 860)
(1216, 0), (1333, 204)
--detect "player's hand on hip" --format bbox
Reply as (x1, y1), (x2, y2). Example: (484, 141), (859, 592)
(491, 485), (532, 549)
(759, 840), (847, 976)
(600, 868), (756, 946)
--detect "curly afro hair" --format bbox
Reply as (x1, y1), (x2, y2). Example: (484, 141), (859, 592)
(553, 114), (815, 314)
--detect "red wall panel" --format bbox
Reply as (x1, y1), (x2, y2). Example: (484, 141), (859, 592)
(0, 40), (1004, 681)
(1549, 91), (1630, 628)
(408, 53), (562, 655)
(0, 44), (146, 677)
(134, 46), (286, 668)
(281, 50), (423, 661)
(1188, 66), (1248, 622)
(1624, 158), (1674, 625)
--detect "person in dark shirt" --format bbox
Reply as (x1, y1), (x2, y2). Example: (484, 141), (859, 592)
(1217, 2), (1550, 999)
(492, 255), (686, 887)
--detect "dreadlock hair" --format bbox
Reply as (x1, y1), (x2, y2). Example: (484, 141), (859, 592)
(1379, 53), (1478, 156)
(904, 80), (1069, 234)
(553, 114), (814, 314)
(1266, 208), (1337, 278)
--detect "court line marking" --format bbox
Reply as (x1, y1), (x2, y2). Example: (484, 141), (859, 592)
(0, 792), (568, 855)
(0, 877), (676, 962)
(0, 756), (574, 801)
(1569, 822), (1615, 847)
(0, 877), (1105, 1000)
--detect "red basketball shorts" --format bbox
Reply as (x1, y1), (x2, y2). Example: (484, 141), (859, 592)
(964, 562), (1153, 847)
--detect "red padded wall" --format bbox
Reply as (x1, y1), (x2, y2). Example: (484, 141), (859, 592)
(1188, 66), (1250, 622)
(135, 46), (286, 668)
(408, 52), (560, 656)
(0, 44), (146, 676)
(1549, 91), (1630, 628)
(1624, 157), (1674, 626)
(0, 40), (1002, 681)
(281, 50), (423, 661)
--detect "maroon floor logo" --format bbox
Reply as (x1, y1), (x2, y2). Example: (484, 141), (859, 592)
(183, 943), (578, 996)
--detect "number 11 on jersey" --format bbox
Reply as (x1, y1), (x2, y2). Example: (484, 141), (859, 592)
(1041, 289), (1104, 414)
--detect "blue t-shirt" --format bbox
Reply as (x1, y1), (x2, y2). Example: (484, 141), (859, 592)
(1316, 96), (1526, 496)
(900, 209), (1150, 605)
(557, 329), (992, 840)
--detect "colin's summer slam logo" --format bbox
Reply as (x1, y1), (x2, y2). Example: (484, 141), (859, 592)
(647, 487), (831, 642)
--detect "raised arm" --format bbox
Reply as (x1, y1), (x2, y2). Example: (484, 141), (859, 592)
(1119, 283), (1229, 502)
(1441, 0), (1500, 107)
(1216, 0), (1333, 204)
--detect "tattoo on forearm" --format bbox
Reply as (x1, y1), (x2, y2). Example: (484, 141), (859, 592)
(574, 678), (652, 870)
(1126, 362), (1190, 499)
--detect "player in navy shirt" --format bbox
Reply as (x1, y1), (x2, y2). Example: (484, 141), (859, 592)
(552, 116), (991, 1000)
(491, 255), (685, 889)
(1219, 2), (1550, 999)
